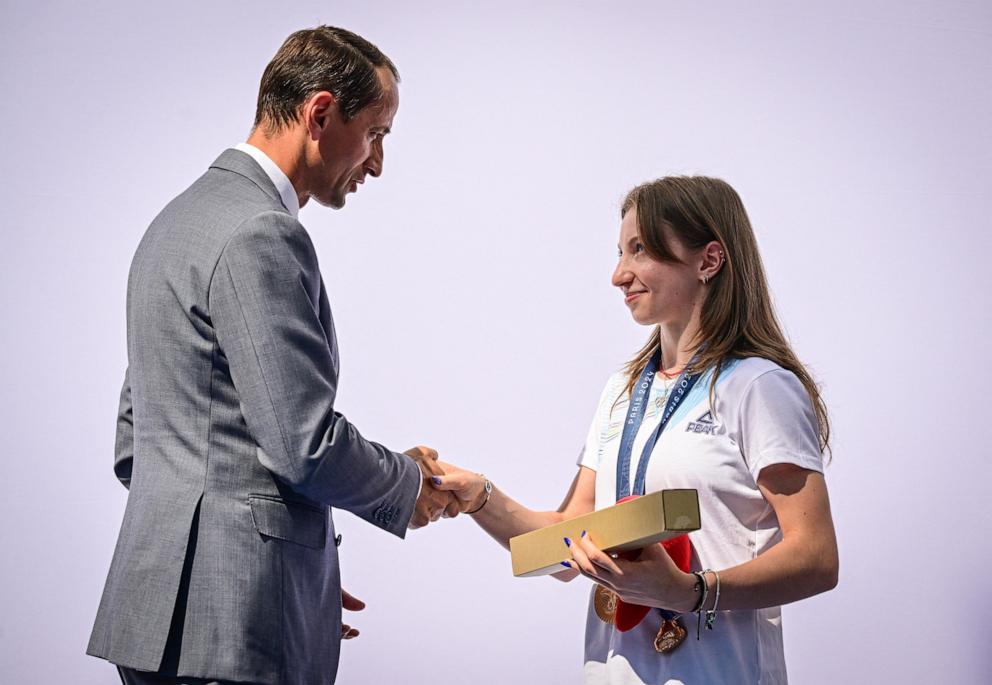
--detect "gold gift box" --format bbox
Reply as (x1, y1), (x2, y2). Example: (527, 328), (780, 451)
(509, 489), (701, 577)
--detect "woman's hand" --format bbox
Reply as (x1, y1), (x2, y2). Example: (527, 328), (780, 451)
(430, 461), (488, 517)
(565, 532), (698, 613)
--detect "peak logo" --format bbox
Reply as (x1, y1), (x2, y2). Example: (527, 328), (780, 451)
(686, 410), (722, 435)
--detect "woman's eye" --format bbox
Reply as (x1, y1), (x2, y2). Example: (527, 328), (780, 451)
(634, 243), (645, 253)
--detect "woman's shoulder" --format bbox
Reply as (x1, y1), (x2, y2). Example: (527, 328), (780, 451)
(595, 369), (630, 404)
(715, 356), (801, 396)
(723, 355), (787, 378)
(581, 369), (630, 421)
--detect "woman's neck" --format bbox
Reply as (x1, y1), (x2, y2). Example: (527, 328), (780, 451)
(657, 309), (702, 374)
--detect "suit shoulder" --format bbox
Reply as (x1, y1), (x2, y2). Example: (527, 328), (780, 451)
(140, 165), (284, 254)
(217, 210), (319, 287)
(224, 210), (315, 262)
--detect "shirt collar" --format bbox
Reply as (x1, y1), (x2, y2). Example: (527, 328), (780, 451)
(234, 142), (301, 218)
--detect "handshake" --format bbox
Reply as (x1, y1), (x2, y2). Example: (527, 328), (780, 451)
(403, 446), (487, 529)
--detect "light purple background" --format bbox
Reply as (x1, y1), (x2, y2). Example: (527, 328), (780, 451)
(1, 1), (989, 683)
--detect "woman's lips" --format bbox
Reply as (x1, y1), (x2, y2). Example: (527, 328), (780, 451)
(625, 290), (646, 304)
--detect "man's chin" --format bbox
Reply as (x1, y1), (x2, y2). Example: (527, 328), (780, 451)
(310, 191), (346, 210)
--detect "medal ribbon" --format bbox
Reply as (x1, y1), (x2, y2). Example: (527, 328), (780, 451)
(615, 351), (702, 502)
(611, 350), (702, 628)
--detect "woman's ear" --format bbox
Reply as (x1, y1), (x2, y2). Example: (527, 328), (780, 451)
(699, 240), (725, 284)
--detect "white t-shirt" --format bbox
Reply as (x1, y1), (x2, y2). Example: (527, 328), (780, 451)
(578, 357), (824, 685)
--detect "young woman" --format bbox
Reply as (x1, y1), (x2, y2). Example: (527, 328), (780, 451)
(433, 176), (838, 684)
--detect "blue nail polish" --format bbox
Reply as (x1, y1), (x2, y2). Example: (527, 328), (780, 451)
(581, 530), (587, 538)
(560, 561), (572, 568)
(563, 537), (572, 547)
(430, 476), (442, 485)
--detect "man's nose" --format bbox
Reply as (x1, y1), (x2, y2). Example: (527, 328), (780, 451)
(365, 138), (384, 178)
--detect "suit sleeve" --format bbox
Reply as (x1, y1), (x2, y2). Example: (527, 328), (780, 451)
(113, 367), (134, 490)
(208, 211), (421, 537)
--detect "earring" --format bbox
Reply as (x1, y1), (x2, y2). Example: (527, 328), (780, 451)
(702, 275), (709, 284)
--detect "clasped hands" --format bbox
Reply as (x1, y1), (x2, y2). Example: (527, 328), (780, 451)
(403, 447), (488, 529)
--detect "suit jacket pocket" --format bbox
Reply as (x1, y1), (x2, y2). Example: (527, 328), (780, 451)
(248, 495), (327, 550)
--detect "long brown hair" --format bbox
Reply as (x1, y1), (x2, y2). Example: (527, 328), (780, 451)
(619, 176), (831, 455)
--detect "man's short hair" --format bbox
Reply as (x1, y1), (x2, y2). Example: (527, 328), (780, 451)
(254, 26), (400, 132)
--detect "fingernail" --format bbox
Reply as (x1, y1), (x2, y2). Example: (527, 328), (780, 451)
(430, 476), (442, 485)
(560, 561), (572, 568)
(581, 530), (587, 538)
(563, 537), (571, 547)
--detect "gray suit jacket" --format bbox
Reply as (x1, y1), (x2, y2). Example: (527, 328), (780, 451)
(87, 149), (422, 685)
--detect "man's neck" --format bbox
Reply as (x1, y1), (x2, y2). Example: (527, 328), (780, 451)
(245, 128), (309, 209)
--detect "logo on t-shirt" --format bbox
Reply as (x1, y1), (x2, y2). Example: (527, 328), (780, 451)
(686, 410), (722, 435)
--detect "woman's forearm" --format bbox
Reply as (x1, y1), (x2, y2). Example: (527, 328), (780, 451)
(699, 532), (838, 611)
(436, 465), (596, 552)
(468, 485), (566, 550)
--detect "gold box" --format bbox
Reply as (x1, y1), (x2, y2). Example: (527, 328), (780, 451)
(509, 489), (700, 577)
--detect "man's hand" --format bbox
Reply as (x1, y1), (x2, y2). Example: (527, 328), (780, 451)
(341, 589), (365, 640)
(405, 446), (456, 529)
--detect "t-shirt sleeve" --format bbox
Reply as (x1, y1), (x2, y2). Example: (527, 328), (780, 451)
(738, 368), (824, 482)
(576, 376), (619, 471)
(577, 404), (601, 471)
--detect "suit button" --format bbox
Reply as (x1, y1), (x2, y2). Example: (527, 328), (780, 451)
(334, 534), (343, 547)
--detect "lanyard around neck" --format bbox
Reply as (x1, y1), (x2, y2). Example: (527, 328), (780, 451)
(614, 352), (702, 502)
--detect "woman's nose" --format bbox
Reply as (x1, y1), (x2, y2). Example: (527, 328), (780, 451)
(612, 260), (630, 288)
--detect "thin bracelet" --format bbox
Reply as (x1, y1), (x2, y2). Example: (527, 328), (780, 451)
(691, 570), (709, 640)
(705, 569), (721, 631)
(690, 571), (708, 613)
(466, 476), (493, 515)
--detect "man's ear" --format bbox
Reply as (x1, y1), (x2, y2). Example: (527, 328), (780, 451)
(303, 91), (337, 141)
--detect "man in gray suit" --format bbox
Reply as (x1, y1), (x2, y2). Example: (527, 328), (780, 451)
(88, 26), (455, 685)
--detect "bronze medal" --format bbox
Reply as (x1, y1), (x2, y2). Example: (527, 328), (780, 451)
(594, 585), (618, 624)
(654, 617), (687, 653)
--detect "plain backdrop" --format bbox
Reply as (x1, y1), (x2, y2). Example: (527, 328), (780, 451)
(1, 1), (990, 683)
